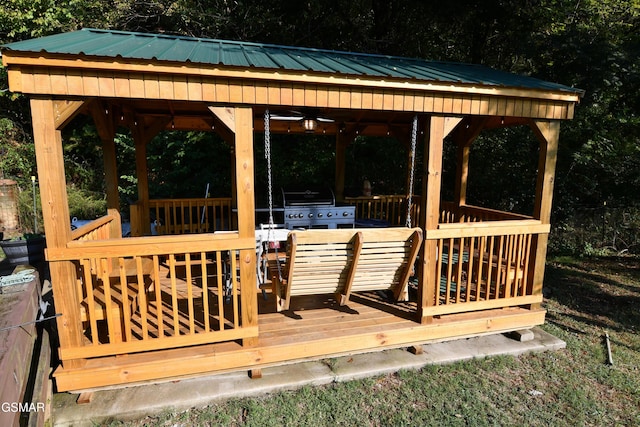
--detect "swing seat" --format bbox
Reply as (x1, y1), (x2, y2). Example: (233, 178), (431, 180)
(271, 227), (422, 311)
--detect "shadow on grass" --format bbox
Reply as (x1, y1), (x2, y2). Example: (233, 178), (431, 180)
(544, 256), (640, 340)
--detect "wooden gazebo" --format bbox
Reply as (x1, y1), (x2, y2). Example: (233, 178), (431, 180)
(1, 29), (583, 392)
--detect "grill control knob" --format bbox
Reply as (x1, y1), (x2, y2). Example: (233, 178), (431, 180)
(288, 214), (294, 219)
(308, 213), (314, 218)
(343, 211), (349, 216)
(327, 212), (333, 217)
(317, 213), (323, 218)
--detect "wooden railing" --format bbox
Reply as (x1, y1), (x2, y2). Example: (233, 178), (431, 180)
(424, 220), (548, 316)
(150, 198), (234, 235)
(47, 233), (257, 360)
(70, 212), (121, 241)
(344, 195), (421, 226)
(345, 197), (546, 316)
(440, 202), (533, 223)
(130, 198), (234, 236)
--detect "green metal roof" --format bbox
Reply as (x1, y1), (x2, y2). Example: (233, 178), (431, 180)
(2, 28), (583, 95)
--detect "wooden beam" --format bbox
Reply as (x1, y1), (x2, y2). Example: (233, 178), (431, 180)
(134, 116), (171, 146)
(527, 120), (560, 307)
(88, 100), (116, 141)
(53, 99), (85, 130)
(418, 116), (445, 324)
(30, 97), (84, 368)
(234, 106), (259, 347)
(443, 117), (463, 138)
(209, 106), (236, 133)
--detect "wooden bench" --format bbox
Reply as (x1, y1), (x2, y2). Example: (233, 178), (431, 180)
(271, 227), (422, 311)
(79, 256), (154, 341)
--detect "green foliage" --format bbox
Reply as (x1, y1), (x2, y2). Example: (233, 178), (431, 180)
(0, 0), (639, 250)
(146, 131), (233, 199)
(0, 0), (111, 42)
(66, 187), (106, 220)
(0, 118), (35, 184)
(463, 126), (539, 215)
(344, 136), (411, 197)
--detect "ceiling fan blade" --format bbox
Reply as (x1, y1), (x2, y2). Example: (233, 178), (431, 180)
(317, 117), (335, 123)
(270, 114), (303, 121)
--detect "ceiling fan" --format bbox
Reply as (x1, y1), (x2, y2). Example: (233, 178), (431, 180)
(270, 110), (335, 133)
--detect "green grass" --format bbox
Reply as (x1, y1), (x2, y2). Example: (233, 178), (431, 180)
(113, 256), (640, 427)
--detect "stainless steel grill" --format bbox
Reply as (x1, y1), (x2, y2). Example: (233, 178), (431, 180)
(281, 188), (355, 229)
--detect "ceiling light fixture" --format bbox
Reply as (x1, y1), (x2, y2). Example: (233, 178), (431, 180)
(303, 118), (317, 133)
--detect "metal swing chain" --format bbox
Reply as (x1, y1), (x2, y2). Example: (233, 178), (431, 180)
(264, 109), (283, 281)
(265, 109), (274, 231)
(406, 114), (418, 228)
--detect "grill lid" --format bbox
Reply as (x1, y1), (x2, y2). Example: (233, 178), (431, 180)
(281, 187), (335, 206)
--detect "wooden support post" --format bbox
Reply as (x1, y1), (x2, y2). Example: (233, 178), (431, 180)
(210, 106), (238, 228)
(230, 145), (238, 229)
(528, 120), (560, 307)
(31, 98), (84, 369)
(234, 107), (259, 347)
(131, 126), (151, 236)
(335, 132), (349, 202)
(91, 102), (121, 238)
(452, 117), (487, 214)
(129, 117), (168, 235)
(454, 143), (470, 210)
(418, 116), (445, 324)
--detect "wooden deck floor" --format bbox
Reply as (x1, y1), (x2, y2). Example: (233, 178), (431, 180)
(55, 262), (546, 392)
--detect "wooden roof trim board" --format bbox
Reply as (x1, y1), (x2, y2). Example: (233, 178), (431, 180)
(2, 52), (581, 104)
(6, 65), (575, 119)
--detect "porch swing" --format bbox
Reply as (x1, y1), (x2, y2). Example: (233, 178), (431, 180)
(261, 110), (423, 312)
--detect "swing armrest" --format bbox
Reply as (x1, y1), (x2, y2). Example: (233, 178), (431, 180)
(266, 249), (289, 311)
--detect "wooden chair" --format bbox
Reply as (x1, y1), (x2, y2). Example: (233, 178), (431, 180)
(271, 227), (423, 311)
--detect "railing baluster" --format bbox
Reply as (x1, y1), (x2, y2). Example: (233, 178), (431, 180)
(118, 258), (133, 342)
(467, 236), (476, 301)
(136, 256), (149, 339)
(81, 259), (99, 345)
(99, 258), (121, 344)
(231, 250), (239, 328)
(168, 254), (180, 335)
(445, 238), (454, 304)
(435, 239), (443, 306)
(201, 252), (210, 332)
(185, 253), (195, 334)
(152, 255), (164, 338)
(455, 237), (464, 302)
(216, 251), (225, 331)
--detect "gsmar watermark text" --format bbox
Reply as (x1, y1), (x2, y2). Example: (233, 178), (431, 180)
(1, 402), (46, 413)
